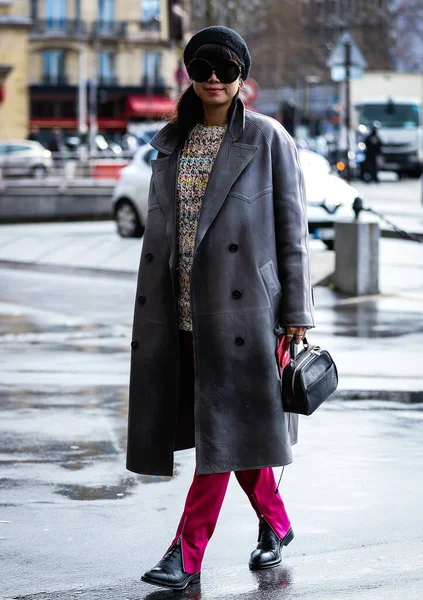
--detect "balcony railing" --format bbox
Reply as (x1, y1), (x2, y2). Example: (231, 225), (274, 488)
(98, 75), (119, 87)
(41, 74), (69, 86)
(31, 19), (87, 37)
(93, 21), (127, 38)
(140, 18), (161, 32)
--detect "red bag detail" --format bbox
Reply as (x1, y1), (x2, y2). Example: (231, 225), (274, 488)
(276, 334), (290, 372)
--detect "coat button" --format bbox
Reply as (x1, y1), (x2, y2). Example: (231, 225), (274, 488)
(232, 290), (243, 300)
(137, 295), (146, 305)
(131, 340), (139, 350)
(229, 244), (238, 253)
(145, 253), (154, 262)
(235, 337), (245, 346)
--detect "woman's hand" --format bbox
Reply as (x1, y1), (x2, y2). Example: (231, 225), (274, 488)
(286, 326), (307, 345)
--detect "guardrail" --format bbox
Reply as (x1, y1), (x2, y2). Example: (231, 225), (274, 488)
(0, 152), (133, 182)
(0, 177), (115, 222)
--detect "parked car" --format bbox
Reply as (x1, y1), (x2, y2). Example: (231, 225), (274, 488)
(112, 144), (360, 248)
(0, 140), (53, 178)
(300, 149), (360, 249)
(112, 144), (158, 237)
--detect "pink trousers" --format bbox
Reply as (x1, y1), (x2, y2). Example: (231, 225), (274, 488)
(169, 468), (291, 573)
(172, 332), (291, 573)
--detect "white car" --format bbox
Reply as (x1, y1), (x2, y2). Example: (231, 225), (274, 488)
(300, 149), (360, 249)
(0, 140), (53, 178)
(112, 144), (361, 248)
(111, 144), (158, 237)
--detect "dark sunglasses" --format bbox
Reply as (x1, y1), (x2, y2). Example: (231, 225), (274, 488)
(187, 58), (242, 84)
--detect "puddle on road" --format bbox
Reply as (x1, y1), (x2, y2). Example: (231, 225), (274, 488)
(55, 477), (138, 501)
(329, 302), (423, 338)
(0, 313), (129, 354)
(55, 472), (175, 501)
(0, 382), (179, 503)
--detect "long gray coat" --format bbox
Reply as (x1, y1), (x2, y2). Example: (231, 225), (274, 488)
(126, 99), (314, 477)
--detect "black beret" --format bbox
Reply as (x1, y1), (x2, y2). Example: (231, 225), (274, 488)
(183, 26), (251, 80)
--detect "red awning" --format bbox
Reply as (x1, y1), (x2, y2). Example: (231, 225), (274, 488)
(31, 118), (128, 130)
(126, 95), (176, 118)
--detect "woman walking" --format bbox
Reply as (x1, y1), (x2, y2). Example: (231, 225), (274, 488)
(126, 26), (314, 590)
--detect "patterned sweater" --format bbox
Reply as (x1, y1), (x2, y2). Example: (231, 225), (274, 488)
(177, 122), (227, 331)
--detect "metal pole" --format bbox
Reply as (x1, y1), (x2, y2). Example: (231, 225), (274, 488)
(78, 44), (88, 157)
(89, 34), (99, 156)
(345, 40), (352, 182)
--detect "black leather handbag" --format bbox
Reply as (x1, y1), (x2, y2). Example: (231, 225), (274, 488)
(282, 337), (338, 415)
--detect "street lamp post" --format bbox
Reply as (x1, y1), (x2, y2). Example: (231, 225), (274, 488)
(78, 44), (88, 160)
(344, 39), (352, 182)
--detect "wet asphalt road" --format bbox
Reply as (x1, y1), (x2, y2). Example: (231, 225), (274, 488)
(1, 266), (423, 600)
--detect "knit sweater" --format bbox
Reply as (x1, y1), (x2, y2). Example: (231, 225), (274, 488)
(177, 122), (227, 331)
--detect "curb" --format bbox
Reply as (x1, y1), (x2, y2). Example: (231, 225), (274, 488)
(0, 260), (136, 280)
(335, 389), (423, 404)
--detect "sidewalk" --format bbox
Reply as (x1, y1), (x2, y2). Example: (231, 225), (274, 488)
(0, 221), (422, 400)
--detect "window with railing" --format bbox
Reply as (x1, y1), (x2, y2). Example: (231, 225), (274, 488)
(142, 52), (163, 88)
(99, 51), (116, 86)
(42, 50), (66, 85)
(45, 0), (67, 31)
(31, 0), (38, 19)
(96, 0), (120, 35)
(141, 0), (161, 28)
(99, 0), (114, 22)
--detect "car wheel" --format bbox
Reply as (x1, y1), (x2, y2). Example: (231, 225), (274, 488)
(323, 239), (335, 251)
(116, 200), (144, 238)
(32, 165), (47, 179)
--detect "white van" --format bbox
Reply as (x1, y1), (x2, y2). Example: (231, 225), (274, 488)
(356, 97), (422, 177)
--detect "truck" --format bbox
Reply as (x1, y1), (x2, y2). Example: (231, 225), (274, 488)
(351, 73), (423, 177)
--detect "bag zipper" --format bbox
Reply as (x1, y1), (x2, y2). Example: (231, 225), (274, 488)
(291, 346), (321, 396)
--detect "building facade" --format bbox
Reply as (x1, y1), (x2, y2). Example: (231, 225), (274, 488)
(27, 0), (186, 139)
(0, 0), (32, 140)
(1, 0), (188, 141)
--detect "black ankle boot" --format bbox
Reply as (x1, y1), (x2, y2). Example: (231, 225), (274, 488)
(249, 519), (294, 570)
(141, 542), (201, 590)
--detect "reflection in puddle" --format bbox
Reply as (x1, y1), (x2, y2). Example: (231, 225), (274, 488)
(0, 314), (130, 355)
(56, 477), (137, 500)
(332, 301), (423, 338)
(142, 586), (202, 600)
(251, 566), (292, 591)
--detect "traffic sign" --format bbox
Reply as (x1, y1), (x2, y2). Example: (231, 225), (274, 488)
(327, 31), (367, 81)
(240, 78), (259, 105)
(331, 65), (364, 82)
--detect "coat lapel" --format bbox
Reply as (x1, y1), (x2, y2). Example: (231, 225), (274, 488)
(194, 137), (257, 252)
(151, 148), (181, 267)
(149, 98), (257, 257)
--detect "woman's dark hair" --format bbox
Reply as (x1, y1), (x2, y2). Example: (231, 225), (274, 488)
(171, 44), (243, 146)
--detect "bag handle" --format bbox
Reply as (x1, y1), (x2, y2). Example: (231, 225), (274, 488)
(289, 336), (309, 358)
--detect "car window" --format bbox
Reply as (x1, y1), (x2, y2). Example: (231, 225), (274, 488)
(7, 144), (32, 153)
(143, 148), (158, 166)
(0, 144), (7, 155)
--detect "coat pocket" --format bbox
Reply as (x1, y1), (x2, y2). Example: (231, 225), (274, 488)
(259, 259), (281, 302)
(228, 186), (273, 204)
